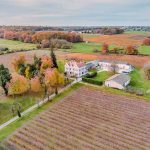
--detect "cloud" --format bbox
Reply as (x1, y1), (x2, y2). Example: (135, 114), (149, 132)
(0, 0), (150, 25)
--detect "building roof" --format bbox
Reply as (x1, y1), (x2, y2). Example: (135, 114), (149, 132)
(66, 61), (85, 68)
(106, 74), (130, 86)
(99, 60), (130, 65)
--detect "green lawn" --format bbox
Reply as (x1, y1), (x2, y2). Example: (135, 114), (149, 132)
(129, 69), (150, 91)
(0, 83), (82, 142)
(0, 39), (36, 51)
(92, 71), (113, 82)
(138, 46), (150, 55)
(62, 42), (115, 54)
(0, 93), (43, 125)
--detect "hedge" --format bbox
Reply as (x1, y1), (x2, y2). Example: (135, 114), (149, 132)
(85, 71), (97, 78)
(82, 77), (103, 86)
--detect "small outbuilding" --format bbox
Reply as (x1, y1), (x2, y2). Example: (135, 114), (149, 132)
(105, 74), (131, 90)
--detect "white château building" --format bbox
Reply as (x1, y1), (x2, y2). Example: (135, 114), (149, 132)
(65, 61), (87, 78)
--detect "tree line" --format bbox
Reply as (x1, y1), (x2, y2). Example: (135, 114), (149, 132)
(0, 30), (83, 43)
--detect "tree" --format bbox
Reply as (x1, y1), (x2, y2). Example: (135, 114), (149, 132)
(12, 54), (26, 73)
(30, 76), (41, 93)
(40, 55), (53, 74)
(44, 68), (64, 95)
(110, 62), (118, 74)
(51, 47), (58, 68)
(8, 73), (29, 96)
(101, 43), (109, 54)
(143, 64), (150, 80)
(124, 45), (138, 55)
(142, 38), (150, 46)
(41, 39), (50, 48)
(0, 64), (11, 95)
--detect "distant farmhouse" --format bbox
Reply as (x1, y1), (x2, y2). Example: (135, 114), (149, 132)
(105, 74), (131, 90)
(99, 60), (134, 74)
(65, 61), (87, 77)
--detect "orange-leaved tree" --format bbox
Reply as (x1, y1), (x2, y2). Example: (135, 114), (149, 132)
(8, 73), (29, 96)
(101, 43), (109, 54)
(40, 55), (53, 74)
(44, 68), (64, 95)
(124, 45), (138, 55)
(30, 76), (41, 93)
(142, 38), (150, 46)
(12, 54), (26, 75)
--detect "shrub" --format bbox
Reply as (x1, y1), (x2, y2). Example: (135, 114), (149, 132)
(82, 77), (103, 86)
(93, 49), (99, 53)
(50, 39), (72, 49)
(0, 46), (9, 51)
(142, 38), (150, 46)
(124, 45), (138, 55)
(85, 71), (97, 78)
(41, 39), (50, 48)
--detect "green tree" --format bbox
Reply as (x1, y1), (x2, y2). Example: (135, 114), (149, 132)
(51, 46), (58, 68)
(0, 64), (11, 96)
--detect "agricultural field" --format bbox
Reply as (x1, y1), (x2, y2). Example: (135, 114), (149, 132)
(5, 86), (150, 150)
(83, 33), (150, 55)
(0, 39), (36, 51)
(83, 34), (149, 46)
(66, 53), (150, 68)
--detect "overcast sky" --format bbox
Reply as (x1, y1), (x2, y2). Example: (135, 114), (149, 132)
(0, 0), (150, 26)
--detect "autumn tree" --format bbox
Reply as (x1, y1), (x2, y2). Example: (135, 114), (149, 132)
(30, 76), (41, 93)
(8, 73), (29, 96)
(101, 43), (109, 54)
(142, 38), (150, 46)
(124, 45), (138, 55)
(41, 39), (50, 48)
(40, 55), (53, 74)
(0, 64), (11, 95)
(45, 68), (64, 95)
(12, 54), (26, 75)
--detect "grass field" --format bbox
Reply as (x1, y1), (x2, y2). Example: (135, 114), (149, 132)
(0, 93), (43, 125)
(0, 39), (36, 51)
(129, 69), (150, 91)
(138, 45), (150, 55)
(4, 86), (150, 149)
(62, 42), (115, 54)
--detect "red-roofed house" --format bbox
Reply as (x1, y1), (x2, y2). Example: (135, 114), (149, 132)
(65, 61), (87, 77)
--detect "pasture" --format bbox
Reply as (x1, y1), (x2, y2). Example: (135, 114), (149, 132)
(0, 39), (36, 51)
(5, 86), (150, 150)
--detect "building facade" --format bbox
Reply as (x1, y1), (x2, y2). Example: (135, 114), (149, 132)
(65, 61), (87, 78)
(99, 60), (134, 74)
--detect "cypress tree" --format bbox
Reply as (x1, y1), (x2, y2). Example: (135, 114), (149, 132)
(51, 46), (58, 68)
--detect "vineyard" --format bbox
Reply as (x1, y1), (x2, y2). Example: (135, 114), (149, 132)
(6, 86), (150, 150)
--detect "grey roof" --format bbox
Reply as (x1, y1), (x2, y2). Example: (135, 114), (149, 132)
(106, 74), (130, 86)
(99, 60), (130, 65)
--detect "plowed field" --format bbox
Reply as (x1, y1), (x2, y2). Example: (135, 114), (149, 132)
(7, 86), (150, 150)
